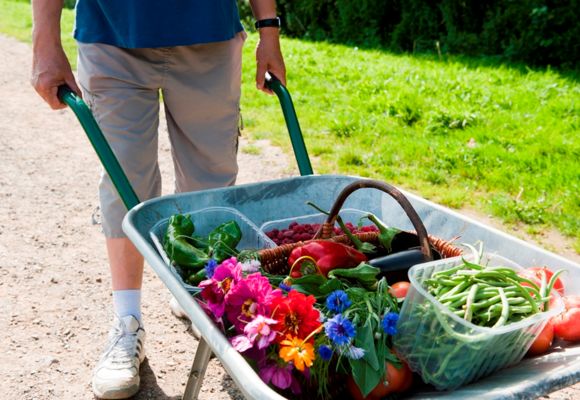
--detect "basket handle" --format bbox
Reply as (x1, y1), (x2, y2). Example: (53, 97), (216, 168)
(320, 179), (433, 261)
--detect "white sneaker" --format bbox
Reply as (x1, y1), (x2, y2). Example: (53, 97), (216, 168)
(169, 296), (188, 320)
(169, 296), (201, 339)
(92, 315), (146, 399)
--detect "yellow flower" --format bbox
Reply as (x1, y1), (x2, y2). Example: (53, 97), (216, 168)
(278, 335), (315, 372)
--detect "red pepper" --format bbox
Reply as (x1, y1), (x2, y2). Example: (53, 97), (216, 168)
(288, 240), (368, 278)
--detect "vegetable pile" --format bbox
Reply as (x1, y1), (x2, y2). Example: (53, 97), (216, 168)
(160, 209), (578, 397)
(162, 214), (244, 286)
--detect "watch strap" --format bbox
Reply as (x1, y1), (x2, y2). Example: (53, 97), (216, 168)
(254, 17), (281, 30)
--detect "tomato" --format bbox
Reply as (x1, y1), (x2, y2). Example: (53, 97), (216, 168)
(553, 295), (580, 342)
(518, 267), (565, 295)
(389, 281), (411, 299)
(345, 357), (413, 399)
(527, 320), (554, 356)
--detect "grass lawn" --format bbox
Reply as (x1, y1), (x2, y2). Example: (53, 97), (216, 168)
(2, 0), (578, 252)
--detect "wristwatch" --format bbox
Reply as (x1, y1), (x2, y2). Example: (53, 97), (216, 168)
(254, 17), (281, 30)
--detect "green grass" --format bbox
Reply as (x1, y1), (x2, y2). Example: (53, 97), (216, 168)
(2, 0), (578, 252)
(0, 0), (76, 66)
(239, 38), (580, 251)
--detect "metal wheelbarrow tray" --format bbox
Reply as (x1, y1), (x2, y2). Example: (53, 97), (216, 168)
(58, 79), (580, 400)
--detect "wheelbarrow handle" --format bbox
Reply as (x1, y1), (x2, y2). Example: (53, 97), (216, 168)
(57, 85), (140, 210)
(265, 72), (313, 176)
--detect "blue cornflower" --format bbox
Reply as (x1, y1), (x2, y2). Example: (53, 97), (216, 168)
(204, 259), (218, 279)
(279, 281), (292, 292)
(343, 345), (365, 360)
(318, 345), (333, 362)
(324, 314), (356, 346)
(381, 312), (399, 335)
(326, 290), (352, 314)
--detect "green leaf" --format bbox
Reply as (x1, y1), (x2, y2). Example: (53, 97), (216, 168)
(328, 262), (380, 289)
(348, 318), (384, 397)
(359, 318), (380, 371)
(287, 275), (342, 299)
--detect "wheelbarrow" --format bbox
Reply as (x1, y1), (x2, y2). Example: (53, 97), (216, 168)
(58, 77), (580, 400)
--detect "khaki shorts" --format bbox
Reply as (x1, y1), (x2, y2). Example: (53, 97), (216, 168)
(77, 33), (246, 237)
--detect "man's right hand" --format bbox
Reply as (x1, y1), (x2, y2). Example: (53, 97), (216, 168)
(31, 45), (79, 110)
(30, 0), (80, 110)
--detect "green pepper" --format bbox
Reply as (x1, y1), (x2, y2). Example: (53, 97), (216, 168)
(328, 262), (380, 289)
(366, 213), (400, 253)
(163, 214), (210, 269)
(336, 215), (377, 255)
(207, 220), (242, 263)
(186, 268), (207, 286)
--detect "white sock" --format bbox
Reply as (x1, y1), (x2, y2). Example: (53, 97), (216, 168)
(112, 289), (142, 323)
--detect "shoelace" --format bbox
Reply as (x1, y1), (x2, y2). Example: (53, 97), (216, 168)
(100, 322), (140, 367)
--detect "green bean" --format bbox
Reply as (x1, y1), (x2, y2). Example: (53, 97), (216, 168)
(464, 284), (479, 322)
(540, 268), (548, 300)
(473, 271), (517, 281)
(544, 269), (566, 310)
(512, 275), (541, 291)
(505, 277), (540, 314)
(432, 263), (474, 278)
(493, 288), (510, 328)
(471, 294), (525, 310)
(472, 279), (514, 287)
(426, 277), (464, 287)
(438, 280), (472, 301)
(459, 258), (484, 271)
(484, 266), (521, 276)
(485, 303), (533, 315)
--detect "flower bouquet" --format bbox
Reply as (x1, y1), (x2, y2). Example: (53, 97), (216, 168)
(196, 249), (409, 399)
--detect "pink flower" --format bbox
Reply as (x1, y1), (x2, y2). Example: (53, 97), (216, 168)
(259, 361), (302, 394)
(230, 334), (253, 352)
(244, 315), (278, 349)
(199, 259), (242, 318)
(259, 362), (293, 390)
(225, 273), (282, 332)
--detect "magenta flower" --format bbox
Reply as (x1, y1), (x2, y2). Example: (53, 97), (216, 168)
(225, 273), (282, 332)
(259, 361), (293, 390)
(244, 315), (278, 349)
(198, 258), (242, 318)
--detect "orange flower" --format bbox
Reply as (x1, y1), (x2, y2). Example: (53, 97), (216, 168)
(278, 335), (315, 372)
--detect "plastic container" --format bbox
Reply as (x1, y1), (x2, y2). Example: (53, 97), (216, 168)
(149, 206), (276, 292)
(393, 253), (564, 391)
(260, 208), (377, 244)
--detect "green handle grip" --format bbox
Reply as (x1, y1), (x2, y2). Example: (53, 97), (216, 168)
(265, 73), (313, 176)
(57, 85), (140, 210)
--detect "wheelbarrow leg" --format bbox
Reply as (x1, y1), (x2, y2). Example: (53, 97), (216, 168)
(182, 338), (212, 400)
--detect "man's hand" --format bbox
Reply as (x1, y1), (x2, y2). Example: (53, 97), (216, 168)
(255, 27), (286, 94)
(31, 0), (80, 109)
(31, 45), (79, 109)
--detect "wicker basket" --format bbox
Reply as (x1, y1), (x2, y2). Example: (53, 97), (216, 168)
(258, 179), (462, 275)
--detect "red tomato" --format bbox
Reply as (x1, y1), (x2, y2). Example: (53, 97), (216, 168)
(345, 357), (413, 399)
(553, 295), (580, 342)
(527, 320), (554, 356)
(518, 267), (564, 295)
(389, 281), (411, 299)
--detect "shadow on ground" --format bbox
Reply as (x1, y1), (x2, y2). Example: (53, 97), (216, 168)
(132, 359), (180, 400)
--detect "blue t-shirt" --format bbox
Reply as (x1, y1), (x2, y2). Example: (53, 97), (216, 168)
(74, 1), (244, 48)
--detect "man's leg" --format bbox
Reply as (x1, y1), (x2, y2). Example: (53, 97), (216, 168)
(162, 32), (246, 194)
(77, 42), (163, 399)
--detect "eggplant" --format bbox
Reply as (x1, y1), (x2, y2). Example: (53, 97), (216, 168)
(369, 247), (440, 282)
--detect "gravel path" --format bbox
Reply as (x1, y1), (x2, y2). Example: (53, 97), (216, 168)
(0, 34), (577, 400)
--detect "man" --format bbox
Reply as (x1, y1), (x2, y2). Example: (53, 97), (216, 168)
(30, 1), (286, 399)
